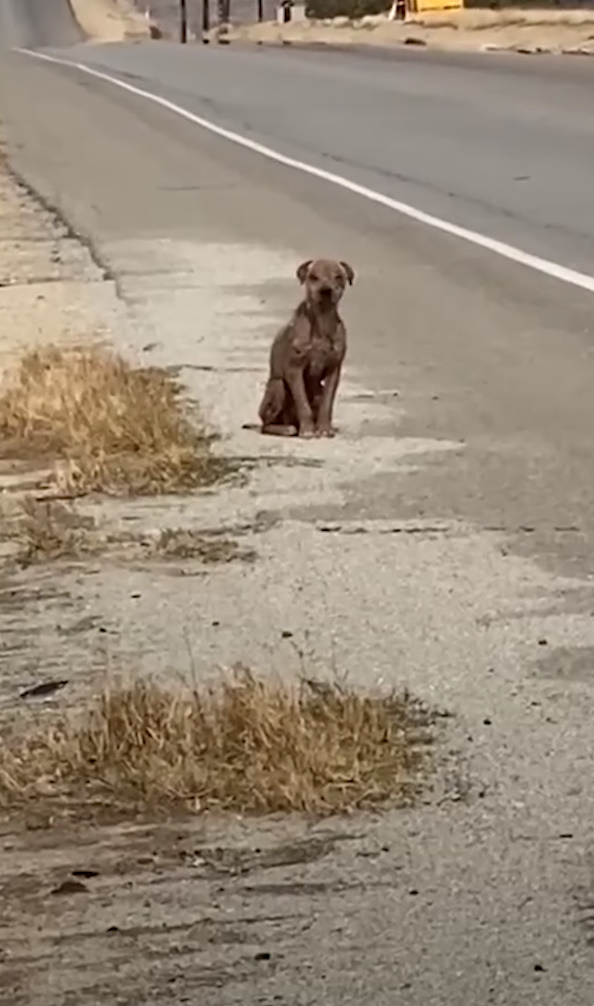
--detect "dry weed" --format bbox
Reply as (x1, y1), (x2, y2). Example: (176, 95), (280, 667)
(0, 669), (434, 817)
(0, 346), (231, 495)
(6, 496), (254, 568)
(148, 527), (256, 564)
(14, 496), (97, 566)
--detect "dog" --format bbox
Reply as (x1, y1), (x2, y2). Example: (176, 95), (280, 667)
(253, 258), (354, 438)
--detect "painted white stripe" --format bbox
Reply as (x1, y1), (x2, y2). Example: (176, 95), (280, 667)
(17, 46), (594, 296)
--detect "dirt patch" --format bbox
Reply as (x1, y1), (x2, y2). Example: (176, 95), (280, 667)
(0, 495), (255, 569)
(69, 0), (152, 42)
(0, 345), (232, 496)
(0, 669), (434, 819)
(229, 8), (594, 55)
(140, 525), (256, 563)
(7, 496), (98, 565)
(0, 816), (403, 1006)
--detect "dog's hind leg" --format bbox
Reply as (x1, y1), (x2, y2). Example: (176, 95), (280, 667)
(257, 377), (298, 436)
(261, 423), (298, 436)
(259, 377), (285, 422)
(242, 421), (297, 436)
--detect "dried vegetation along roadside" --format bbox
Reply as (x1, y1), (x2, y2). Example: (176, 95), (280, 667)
(0, 669), (435, 819)
(0, 345), (231, 496)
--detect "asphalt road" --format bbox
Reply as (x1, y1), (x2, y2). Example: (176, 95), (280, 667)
(3, 4), (594, 1005)
(34, 37), (594, 275)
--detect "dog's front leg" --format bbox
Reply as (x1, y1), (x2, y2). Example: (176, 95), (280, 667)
(286, 366), (315, 438)
(316, 366), (341, 437)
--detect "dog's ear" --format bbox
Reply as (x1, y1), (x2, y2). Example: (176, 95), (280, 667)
(296, 260), (313, 284)
(340, 261), (355, 286)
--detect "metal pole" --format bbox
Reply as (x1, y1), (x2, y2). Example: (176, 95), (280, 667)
(180, 0), (187, 42)
(202, 0), (210, 40)
(257, 0), (263, 21)
(214, 0), (230, 44)
(217, 0), (228, 25)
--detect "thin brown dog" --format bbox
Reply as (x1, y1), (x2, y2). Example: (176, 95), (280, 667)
(254, 258), (354, 438)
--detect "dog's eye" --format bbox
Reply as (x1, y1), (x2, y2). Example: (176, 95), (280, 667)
(309, 273), (318, 282)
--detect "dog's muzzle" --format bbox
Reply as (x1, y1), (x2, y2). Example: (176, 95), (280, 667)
(319, 285), (337, 304)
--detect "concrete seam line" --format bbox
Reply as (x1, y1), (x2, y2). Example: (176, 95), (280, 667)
(15, 46), (594, 296)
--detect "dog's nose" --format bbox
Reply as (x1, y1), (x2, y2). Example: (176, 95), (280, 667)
(320, 284), (333, 295)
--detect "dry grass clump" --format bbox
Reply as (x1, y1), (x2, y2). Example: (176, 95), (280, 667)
(4, 496), (255, 568)
(0, 345), (230, 495)
(0, 669), (434, 817)
(13, 496), (97, 566)
(149, 527), (256, 564)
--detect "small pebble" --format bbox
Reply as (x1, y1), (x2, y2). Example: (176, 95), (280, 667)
(51, 879), (88, 896)
(20, 679), (68, 701)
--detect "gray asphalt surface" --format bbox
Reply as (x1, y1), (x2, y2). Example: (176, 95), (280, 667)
(38, 38), (594, 275)
(3, 4), (594, 1006)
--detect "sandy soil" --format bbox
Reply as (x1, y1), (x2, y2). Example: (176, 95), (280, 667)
(0, 163), (113, 366)
(69, 0), (152, 41)
(227, 9), (594, 55)
(65, 0), (594, 52)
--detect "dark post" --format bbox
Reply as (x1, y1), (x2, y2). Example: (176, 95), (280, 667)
(180, 0), (187, 42)
(202, 0), (210, 39)
(217, 0), (230, 26)
(257, 0), (263, 21)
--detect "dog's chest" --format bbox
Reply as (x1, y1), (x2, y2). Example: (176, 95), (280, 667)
(306, 321), (344, 378)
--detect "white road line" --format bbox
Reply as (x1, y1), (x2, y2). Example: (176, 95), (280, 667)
(17, 45), (594, 296)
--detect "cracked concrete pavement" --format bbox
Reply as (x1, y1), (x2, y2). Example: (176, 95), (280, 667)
(2, 8), (594, 1005)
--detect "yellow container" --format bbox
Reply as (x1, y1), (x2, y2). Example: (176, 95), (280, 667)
(408, 0), (463, 12)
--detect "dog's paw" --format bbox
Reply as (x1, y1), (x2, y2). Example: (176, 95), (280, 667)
(298, 427), (316, 439)
(316, 425), (337, 438)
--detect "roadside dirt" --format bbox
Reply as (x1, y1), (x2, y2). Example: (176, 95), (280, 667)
(0, 813), (417, 1006)
(227, 9), (594, 56)
(0, 143), (449, 1005)
(66, 0), (594, 54)
(69, 0), (152, 41)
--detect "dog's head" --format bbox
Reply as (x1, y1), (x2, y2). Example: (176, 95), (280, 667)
(296, 258), (355, 308)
